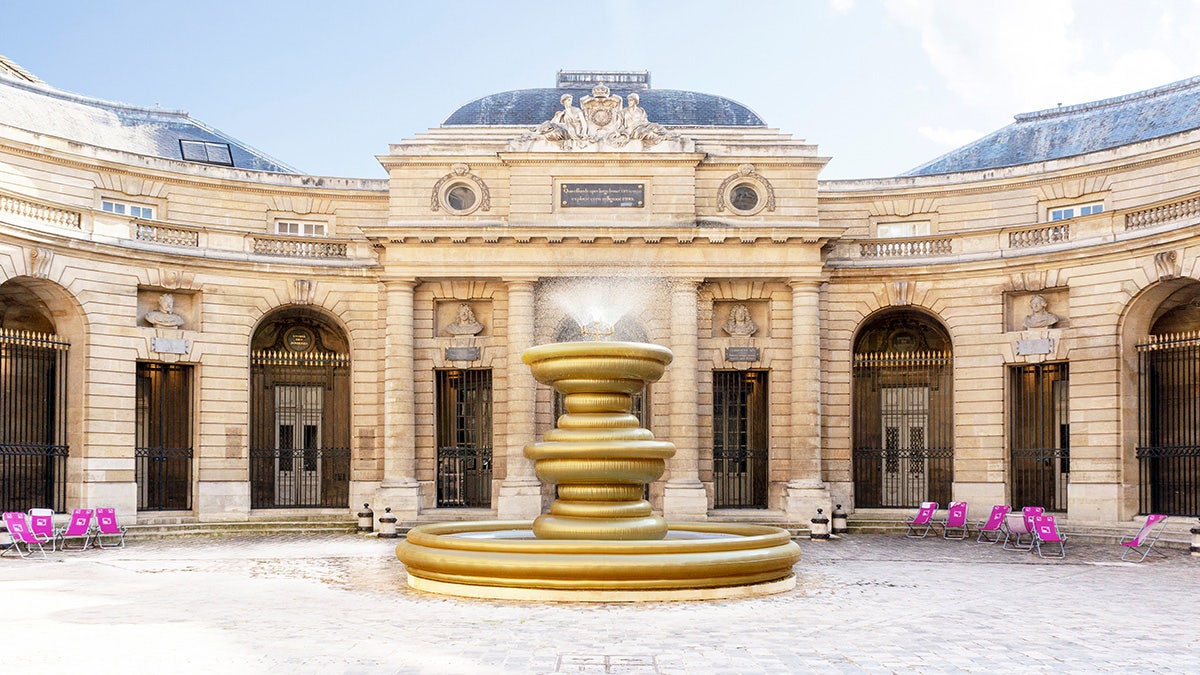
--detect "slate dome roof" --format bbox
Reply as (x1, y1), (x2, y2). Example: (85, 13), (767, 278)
(444, 87), (766, 127)
(0, 55), (297, 173)
(905, 75), (1200, 176)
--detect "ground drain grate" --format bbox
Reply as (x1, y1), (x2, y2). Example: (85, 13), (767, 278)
(556, 654), (658, 673)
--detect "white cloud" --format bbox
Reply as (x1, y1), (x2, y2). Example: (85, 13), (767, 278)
(829, 0), (855, 13)
(918, 126), (984, 148)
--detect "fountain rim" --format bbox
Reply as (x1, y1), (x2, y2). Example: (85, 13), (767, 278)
(521, 340), (674, 365)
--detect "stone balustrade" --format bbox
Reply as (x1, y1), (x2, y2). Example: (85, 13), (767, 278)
(135, 221), (200, 247)
(1126, 192), (1200, 230)
(0, 191), (82, 229)
(251, 234), (349, 258)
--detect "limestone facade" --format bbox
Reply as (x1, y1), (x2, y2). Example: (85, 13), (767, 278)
(2, 68), (1199, 529)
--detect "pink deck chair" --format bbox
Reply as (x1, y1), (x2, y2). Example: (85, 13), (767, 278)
(1032, 514), (1067, 558)
(942, 501), (969, 539)
(1, 511), (47, 559)
(976, 505), (1011, 543)
(1120, 514), (1169, 562)
(1001, 506), (1042, 551)
(55, 508), (95, 551)
(28, 508), (55, 551)
(93, 507), (127, 548)
(905, 501), (939, 538)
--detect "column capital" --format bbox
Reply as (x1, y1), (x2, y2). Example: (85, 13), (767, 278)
(381, 277), (419, 290)
(504, 277), (539, 291)
(787, 277), (824, 291)
(669, 277), (705, 293)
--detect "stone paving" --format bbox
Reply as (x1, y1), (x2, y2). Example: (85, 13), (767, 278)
(3, 531), (1198, 674)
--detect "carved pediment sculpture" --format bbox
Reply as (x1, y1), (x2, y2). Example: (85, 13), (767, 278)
(514, 84), (686, 151)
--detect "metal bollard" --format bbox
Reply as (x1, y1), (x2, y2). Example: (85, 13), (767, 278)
(357, 503), (374, 533)
(831, 503), (848, 535)
(810, 508), (831, 540)
(378, 507), (398, 539)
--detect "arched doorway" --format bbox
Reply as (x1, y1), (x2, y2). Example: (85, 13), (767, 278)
(852, 310), (954, 508)
(1134, 279), (1200, 516)
(0, 279), (71, 512)
(249, 308), (351, 508)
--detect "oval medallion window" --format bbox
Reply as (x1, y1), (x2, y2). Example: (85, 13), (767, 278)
(444, 183), (480, 215)
(728, 183), (762, 214)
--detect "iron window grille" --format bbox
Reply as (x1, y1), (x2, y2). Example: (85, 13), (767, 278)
(712, 370), (769, 508)
(436, 369), (493, 508)
(852, 351), (954, 508)
(249, 350), (351, 508)
(0, 328), (69, 512)
(1137, 332), (1200, 516)
(1009, 363), (1069, 512)
(135, 362), (193, 511)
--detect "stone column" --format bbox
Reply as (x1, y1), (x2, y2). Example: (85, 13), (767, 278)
(375, 278), (421, 518)
(662, 278), (709, 520)
(783, 278), (830, 521)
(497, 278), (543, 519)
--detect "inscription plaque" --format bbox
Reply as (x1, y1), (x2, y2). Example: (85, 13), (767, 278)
(1015, 338), (1054, 356)
(151, 337), (190, 355)
(445, 346), (481, 362)
(560, 183), (644, 208)
(724, 346), (760, 363)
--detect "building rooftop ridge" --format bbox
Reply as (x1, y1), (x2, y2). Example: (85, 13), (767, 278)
(1015, 74), (1200, 122)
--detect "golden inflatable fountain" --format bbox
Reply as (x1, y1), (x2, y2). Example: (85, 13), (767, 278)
(396, 339), (801, 601)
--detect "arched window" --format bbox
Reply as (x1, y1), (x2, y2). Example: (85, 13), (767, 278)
(0, 280), (70, 512)
(852, 311), (953, 508)
(1135, 280), (1200, 516)
(249, 310), (351, 509)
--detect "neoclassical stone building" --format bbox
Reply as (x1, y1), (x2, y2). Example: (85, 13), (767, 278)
(2, 59), (1197, 530)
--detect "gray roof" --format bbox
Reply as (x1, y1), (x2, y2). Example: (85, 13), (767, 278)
(444, 87), (765, 127)
(905, 75), (1200, 176)
(0, 62), (297, 174)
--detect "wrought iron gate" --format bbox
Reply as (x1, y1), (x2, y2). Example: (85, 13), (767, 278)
(1137, 332), (1200, 516)
(0, 329), (69, 512)
(712, 370), (768, 508)
(436, 369), (493, 508)
(136, 362), (193, 511)
(250, 351), (351, 508)
(1009, 363), (1069, 511)
(852, 351), (953, 508)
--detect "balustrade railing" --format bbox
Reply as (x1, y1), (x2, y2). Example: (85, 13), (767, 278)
(252, 235), (348, 258)
(135, 222), (200, 247)
(0, 192), (82, 229)
(1008, 223), (1070, 248)
(859, 237), (953, 258)
(1126, 193), (1200, 230)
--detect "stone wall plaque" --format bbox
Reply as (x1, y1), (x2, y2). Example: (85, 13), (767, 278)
(724, 346), (760, 363)
(445, 346), (481, 362)
(560, 183), (644, 208)
(151, 337), (191, 355)
(1015, 338), (1054, 356)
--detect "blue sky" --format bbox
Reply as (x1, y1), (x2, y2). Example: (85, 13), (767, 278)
(4, 1), (1200, 180)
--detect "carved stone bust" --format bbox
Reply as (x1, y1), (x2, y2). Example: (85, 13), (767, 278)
(1022, 294), (1060, 329)
(445, 303), (484, 336)
(145, 293), (185, 328)
(722, 303), (759, 337)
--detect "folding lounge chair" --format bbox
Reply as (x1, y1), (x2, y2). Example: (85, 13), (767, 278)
(55, 508), (95, 551)
(1, 511), (47, 559)
(1031, 514), (1067, 558)
(942, 501), (969, 539)
(1120, 514), (1169, 562)
(976, 505), (1011, 543)
(1002, 512), (1034, 550)
(905, 501), (939, 538)
(93, 507), (127, 548)
(28, 508), (56, 551)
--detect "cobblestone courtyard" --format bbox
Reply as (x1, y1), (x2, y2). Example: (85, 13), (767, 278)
(4, 532), (1197, 673)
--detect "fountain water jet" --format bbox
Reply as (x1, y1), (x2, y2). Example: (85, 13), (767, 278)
(396, 338), (801, 601)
